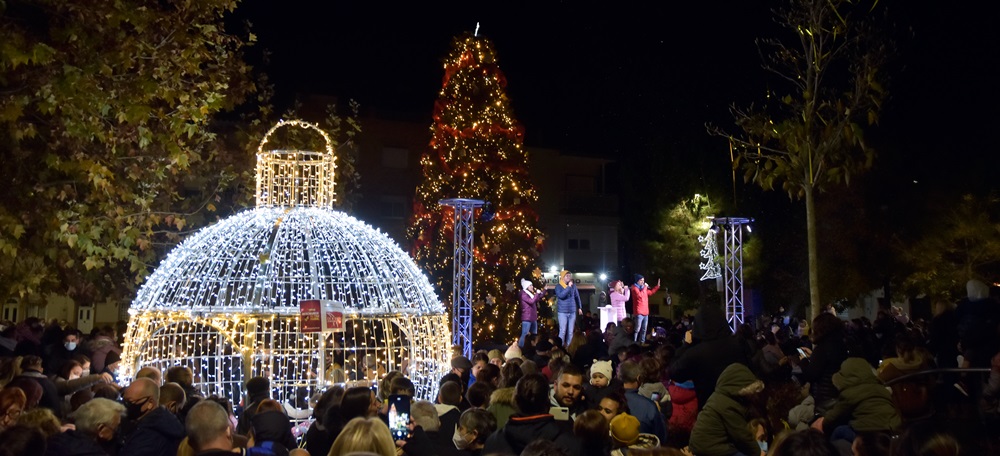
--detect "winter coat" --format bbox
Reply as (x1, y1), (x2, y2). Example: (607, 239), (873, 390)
(86, 336), (120, 374)
(487, 387), (518, 429)
(555, 282), (582, 314)
(610, 288), (630, 320)
(667, 381), (698, 434)
(43, 429), (109, 456)
(249, 410), (297, 455)
(670, 304), (752, 409)
(629, 283), (659, 316)
(584, 378), (624, 410)
(120, 406), (186, 456)
(17, 370), (64, 419)
(520, 289), (544, 322)
(482, 414), (581, 455)
(626, 388), (668, 444)
(822, 357), (901, 434)
(688, 364), (763, 456)
(787, 395), (815, 431)
(799, 332), (849, 413)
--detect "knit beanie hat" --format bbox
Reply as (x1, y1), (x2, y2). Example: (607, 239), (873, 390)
(590, 359), (613, 381)
(104, 350), (121, 367)
(521, 279), (533, 290)
(451, 356), (473, 372)
(634, 274), (644, 283)
(504, 344), (522, 361)
(487, 349), (504, 363)
(610, 413), (641, 445)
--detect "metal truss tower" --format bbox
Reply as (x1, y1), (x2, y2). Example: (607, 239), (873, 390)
(713, 217), (753, 333)
(439, 198), (485, 359)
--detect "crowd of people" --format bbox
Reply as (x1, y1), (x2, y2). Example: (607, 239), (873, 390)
(0, 275), (998, 455)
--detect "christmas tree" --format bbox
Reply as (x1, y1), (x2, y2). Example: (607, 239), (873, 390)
(408, 32), (544, 345)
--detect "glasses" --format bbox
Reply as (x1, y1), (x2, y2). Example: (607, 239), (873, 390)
(4, 409), (21, 419)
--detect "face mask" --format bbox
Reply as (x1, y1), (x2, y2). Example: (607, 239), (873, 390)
(123, 398), (148, 421)
(65, 341), (77, 351)
(81, 369), (91, 376)
(452, 426), (471, 450)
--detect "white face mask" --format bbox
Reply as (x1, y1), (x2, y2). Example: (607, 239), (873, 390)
(452, 426), (471, 450)
(65, 341), (77, 351)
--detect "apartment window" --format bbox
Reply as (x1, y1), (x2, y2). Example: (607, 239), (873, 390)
(381, 147), (409, 169)
(568, 238), (591, 250)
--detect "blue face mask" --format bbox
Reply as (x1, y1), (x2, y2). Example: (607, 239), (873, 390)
(758, 441), (768, 452)
(65, 341), (77, 351)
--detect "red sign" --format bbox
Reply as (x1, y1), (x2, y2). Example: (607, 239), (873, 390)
(299, 300), (322, 333)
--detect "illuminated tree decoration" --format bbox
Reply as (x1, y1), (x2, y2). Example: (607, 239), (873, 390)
(122, 120), (451, 409)
(408, 32), (544, 345)
(699, 226), (722, 281)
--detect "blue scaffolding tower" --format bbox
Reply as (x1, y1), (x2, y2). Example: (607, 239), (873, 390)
(439, 198), (484, 359)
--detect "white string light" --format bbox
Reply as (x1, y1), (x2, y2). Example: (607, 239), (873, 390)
(121, 121), (452, 408)
(699, 226), (722, 281)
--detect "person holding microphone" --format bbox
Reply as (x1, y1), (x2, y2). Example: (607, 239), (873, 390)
(555, 270), (582, 346)
(630, 274), (660, 344)
(519, 278), (545, 348)
(609, 280), (631, 326)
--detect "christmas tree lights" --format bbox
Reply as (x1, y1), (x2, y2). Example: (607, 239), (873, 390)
(122, 120), (451, 408)
(408, 33), (543, 345)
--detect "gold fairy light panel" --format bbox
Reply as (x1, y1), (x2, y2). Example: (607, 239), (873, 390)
(121, 120), (451, 410)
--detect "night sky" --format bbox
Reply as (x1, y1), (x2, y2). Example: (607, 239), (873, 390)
(239, 1), (1000, 192)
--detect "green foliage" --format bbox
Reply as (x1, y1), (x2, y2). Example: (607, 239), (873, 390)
(708, 0), (889, 317)
(0, 0), (258, 304)
(896, 194), (1000, 301)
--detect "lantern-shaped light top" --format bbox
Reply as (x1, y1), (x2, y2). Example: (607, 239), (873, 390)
(256, 120), (337, 209)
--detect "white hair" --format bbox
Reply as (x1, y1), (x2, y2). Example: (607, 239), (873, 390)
(72, 398), (125, 435)
(410, 400), (440, 432)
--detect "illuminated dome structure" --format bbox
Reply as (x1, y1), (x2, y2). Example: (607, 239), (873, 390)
(121, 121), (451, 407)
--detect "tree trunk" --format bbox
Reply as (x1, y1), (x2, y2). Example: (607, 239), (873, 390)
(804, 185), (821, 321)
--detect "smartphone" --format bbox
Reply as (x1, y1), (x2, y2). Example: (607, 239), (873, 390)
(650, 392), (661, 402)
(797, 347), (809, 358)
(549, 406), (570, 421)
(387, 394), (410, 440)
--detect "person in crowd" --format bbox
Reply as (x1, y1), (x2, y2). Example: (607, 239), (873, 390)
(301, 386), (344, 456)
(487, 349), (504, 367)
(340, 385), (380, 424)
(450, 356), (473, 390)
(619, 360), (667, 444)
(609, 413), (660, 456)
(120, 377), (185, 456)
(584, 359), (620, 409)
(0, 424), (47, 456)
(135, 367), (163, 386)
(609, 318), (637, 363)
(688, 363), (764, 456)
(436, 380), (464, 445)
(0, 386), (27, 432)
(399, 400), (459, 456)
(609, 280), (631, 326)
(165, 366), (201, 422)
(670, 304), (751, 410)
(487, 362), (523, 428)
(159, 382), (187, 418)
(247, 399), (297, 455)
(483, 373), (581, 455)
(15, 355), (63, 418)
(54, 360), (114, 414)
(466, 381), (494, 409)
(44, 328), (81, 377)
(44, 398), (124, 456)
(549, 365), (587, 421)
(237, 376), (271, 435)
(786, 382), (815, 431)
(16, 407), (64, 437)
(573, 409), (611, 456)
(798, 313), (850, 415)
(666, 380), (697, 446)
(85, 326), (119, 375)
(812, 357), (901, 447)
(637, 357), (671, 419)
(520, 278), (546, 348)
(554, 270), (583, 347)
(183, 400), (236, 456)
(13, 317), (45, 357)
(329, 416), (397, 456)
(629, 275), (661, 344)
(597, 390), (629, 424)
(470, 353), (488, 386)
(453, 408), (496, 456)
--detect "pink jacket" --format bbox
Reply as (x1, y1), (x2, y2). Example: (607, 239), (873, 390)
(610, 288), (630, 312)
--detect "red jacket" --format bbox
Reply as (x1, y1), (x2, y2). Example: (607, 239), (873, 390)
(630, 283), (660, 316)
(668, 381), (698, 434)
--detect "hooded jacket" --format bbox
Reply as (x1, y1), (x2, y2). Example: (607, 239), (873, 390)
(520, 289), (544, 322)
(487, 386), (518, 429)
(120, 406), (186, 456)
(822, 357), (901, 434)
(688, 364), (763, 456)
(482, 413), (581, 455)
(669, 304), (751, 408)
(667, 380), (698, 434)
(250, 410), (298, 455)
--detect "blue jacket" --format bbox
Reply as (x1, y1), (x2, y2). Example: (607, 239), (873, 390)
(554, 283), (582, 313)
(625, 388), (668, 444)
